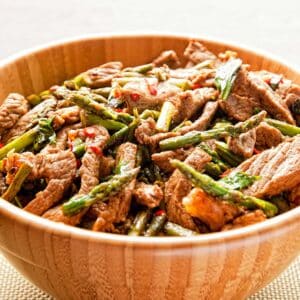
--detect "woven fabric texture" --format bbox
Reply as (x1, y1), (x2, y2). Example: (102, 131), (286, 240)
(0, 254), (299, 299)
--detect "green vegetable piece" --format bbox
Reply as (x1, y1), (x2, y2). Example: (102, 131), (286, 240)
(164, 222), (199, 237)
(219, 172), (259, 190)
(128, 210), (151, 236)
(215, 59), (242, 100)
(2, 163), (32, 202)
(170, 159), (278, 217)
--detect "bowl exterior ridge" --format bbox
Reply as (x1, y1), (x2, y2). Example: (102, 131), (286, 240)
(0, 34), (299, 300)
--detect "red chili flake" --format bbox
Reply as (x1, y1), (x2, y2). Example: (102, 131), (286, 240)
(263, 77), (271, 85)
(192, 83), (202, 90)
(114, 108), (124, 113)
(220, 169), (233, 178)
(89, 145), (103, 157)
(84, 127), (96, 138)
(155, 209), (166, 216)
(149, 84), (157, 96)
(130, 93), (140, 102)
(0, 143), (4, 149)
(76, 159), (82, 168)
(253, 148), (261, 155)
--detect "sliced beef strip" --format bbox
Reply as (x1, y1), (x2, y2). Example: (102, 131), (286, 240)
(120, 79), (180, 113)
(184, 40), (218, 66)
(219, 66), (295, 124)
(255, 122), (283, 150)
(91, 142), (138, 232)
(164, 148), (211, 231)
(1, 149), (78, 216)
(222, 210), (266, 231)
(49, 106), (81, 129)
(177, 101), (218, 135)
(135, 92), (218, 150)
(135, 117), (178, 150)
(133, 182), (164, 208)
(43, 126), (109, 225)
(234, 136), (300, 198)
(172, 88), (218, 123)
(151, 148), (193, 173)
(0, 93), (29, 138)
(152, 50), (181, 68)
(2, 98), (57, 143)
(82, 61), (123, 88)
(228, 129), (256, 158)
(182, 188), (240, 231)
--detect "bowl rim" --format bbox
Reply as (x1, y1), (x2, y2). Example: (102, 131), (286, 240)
(0, 32), (299, 248)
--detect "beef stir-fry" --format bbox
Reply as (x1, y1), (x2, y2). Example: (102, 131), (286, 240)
(1, 40), (300, 237)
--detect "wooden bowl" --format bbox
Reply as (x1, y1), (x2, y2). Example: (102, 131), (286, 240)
(0, 34), (299, 300)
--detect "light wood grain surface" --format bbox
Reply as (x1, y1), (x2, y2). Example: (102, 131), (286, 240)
(0, 35), (299, 300)
(0, 1), (300, 299)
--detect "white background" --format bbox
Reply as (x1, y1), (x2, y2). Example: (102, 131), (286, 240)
(0, 0), (300, 67)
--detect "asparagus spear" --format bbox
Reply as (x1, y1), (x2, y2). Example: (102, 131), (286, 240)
(159, 111), (266, 150)
(93, 87), (112, 98)
(0, 127), (39, 160)
(204, 162), (223, 178)
(85, 113), (126, 130)
(123, 63), (154, 74)
(164, 222), (199, 237)
(170, 159), (278, 217)
(215, 141), (243, 167)
(62, 168), (139, 216)
(199, 143), (229, 171)
(265, 118), (300, 136)
(70, 93), (118, 120)
(2, 163), (32, 202)
(128, 210), (151, 236)
(144, 210), (167, 236)
(215, 58), (242, 100)
(156, 101), (176, 132)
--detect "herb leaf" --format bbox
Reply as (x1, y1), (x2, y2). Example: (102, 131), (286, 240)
(219, 171), (259, 190)
(33, 118), (56, 151)
(215, 59), (242, 100)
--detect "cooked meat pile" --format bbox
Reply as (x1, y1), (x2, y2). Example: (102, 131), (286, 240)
(1, 40), (300, 237)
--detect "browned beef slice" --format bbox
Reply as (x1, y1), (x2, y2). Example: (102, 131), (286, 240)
(184, 40), (217, 65)
(165, 148), (211, 231)
(222, 210), (266, 231)
(2, 98), (57, 143)
(151, 148), (193, 173)
(0, 93), (29, 138)
(18, 150), (77, 215)
(133, 182), (163, 208)
(121, 79), (180, 113)
(82, 61), (123, 88)
(135, 117), (178, 149)
(43, 126), (109, 225)
(234, 136), (300, 197)
(219, 67), (295, 124)
(152, 50), (180, 68)
(49, 106), (81, 129)
(100, 155), (115, 178)
(173, 88), (218, 123)
(91, 142), (137, 232)
(228, 129), (256, 158)
(178, 101), (219, 134)
(255, 122), (283, 150)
